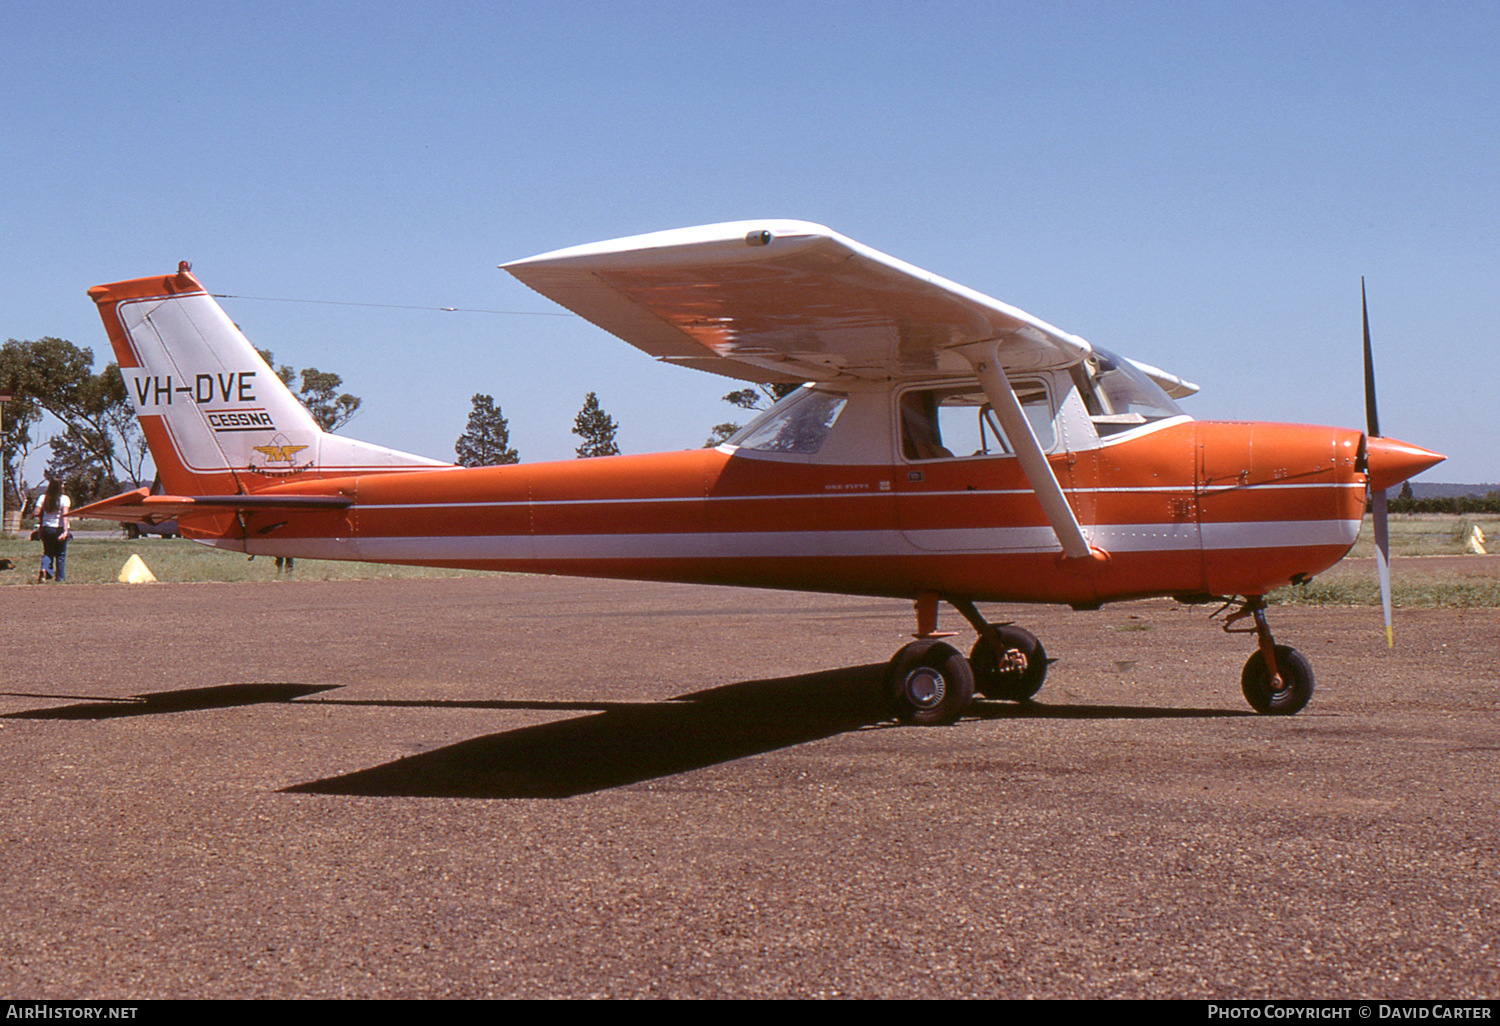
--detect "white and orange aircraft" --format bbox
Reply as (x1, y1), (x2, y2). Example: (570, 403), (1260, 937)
(77, 221), (1442, 724)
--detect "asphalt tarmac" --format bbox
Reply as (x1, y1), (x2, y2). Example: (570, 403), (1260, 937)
(1, 575), (1496, 998)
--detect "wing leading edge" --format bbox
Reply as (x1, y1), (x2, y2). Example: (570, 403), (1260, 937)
(503, 220), (1105, 386)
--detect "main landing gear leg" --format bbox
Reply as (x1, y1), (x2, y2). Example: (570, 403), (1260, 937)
(950, 598), (1049, 703)
(1221, 596), (1315, 715)
(885, 595), (1052, 724)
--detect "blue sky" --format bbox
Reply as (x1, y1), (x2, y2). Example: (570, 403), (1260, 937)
(4, 0), (1496, 482)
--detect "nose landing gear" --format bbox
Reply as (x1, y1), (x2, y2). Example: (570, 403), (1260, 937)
(1220, 596), (1315, 715)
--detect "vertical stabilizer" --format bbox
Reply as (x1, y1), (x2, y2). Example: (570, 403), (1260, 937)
(88, 264), (447, 495)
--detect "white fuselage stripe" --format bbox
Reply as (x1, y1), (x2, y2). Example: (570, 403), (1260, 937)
(350, 480), (1361, 513)
(234, 519), (1361, 561)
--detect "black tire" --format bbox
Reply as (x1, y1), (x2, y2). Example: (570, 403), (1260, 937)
(970, 626), (1047, 702)
(887, 640), (974, 726)
(1240, 645), (1314, 715)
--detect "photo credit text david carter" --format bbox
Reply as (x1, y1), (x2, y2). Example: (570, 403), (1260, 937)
(1209, 1007), (1493, 1020)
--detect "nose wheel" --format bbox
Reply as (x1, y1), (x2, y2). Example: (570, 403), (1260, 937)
(1240, 645), (1314, 715)
(1221, 597), (1315, 715)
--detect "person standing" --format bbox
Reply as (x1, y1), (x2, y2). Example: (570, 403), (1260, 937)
(33, 477), (71, 583)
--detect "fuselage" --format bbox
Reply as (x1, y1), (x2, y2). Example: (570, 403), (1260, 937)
(84, 262), (1444, 611)
(192, 380), (1376, 607)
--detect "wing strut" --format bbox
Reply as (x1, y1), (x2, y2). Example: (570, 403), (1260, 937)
(954, 340), (1103, 562)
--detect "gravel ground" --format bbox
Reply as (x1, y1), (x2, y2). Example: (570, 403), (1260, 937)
(1, 575), (1496, 999)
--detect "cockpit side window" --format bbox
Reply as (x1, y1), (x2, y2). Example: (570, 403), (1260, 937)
(899, 380), (1055, 461)
(899, 390), (953, 460)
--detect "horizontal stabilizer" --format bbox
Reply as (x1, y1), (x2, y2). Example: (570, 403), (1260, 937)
(76, 487), (352, 525)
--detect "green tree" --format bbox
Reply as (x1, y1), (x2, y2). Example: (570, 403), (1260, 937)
(254, 348), (298, 389)
(572, 392), (619, 458)
(1, 346), (43, 511)
(703, 421), (742, 448)
(455, 393), (519, 467)
(722, 388), (763, 411)
(1, 337), (148, 502)
(254, 348), (361, 432)
(297, 368), (361, 432)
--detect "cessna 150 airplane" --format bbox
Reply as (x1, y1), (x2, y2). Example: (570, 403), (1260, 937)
(78, 220), (1442, 724)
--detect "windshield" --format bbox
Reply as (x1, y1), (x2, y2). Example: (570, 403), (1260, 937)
(728, 387), (848, 454)
(1074, 347), (1185, 436)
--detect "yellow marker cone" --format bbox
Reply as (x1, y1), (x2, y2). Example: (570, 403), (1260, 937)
(1468, 525), (1487, 556)
(119, 554), (157, 584)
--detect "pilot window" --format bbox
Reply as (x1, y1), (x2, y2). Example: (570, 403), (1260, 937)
(899, 381), (1054, 461)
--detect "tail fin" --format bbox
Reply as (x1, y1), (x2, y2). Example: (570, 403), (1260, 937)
(89, 263), (447, 495)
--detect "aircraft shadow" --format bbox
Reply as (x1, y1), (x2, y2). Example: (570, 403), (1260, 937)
(284, 670), (1246, 800)
(3, 674), (1247, 798)
(1, 683), (342, 720)
(285, 666), (895, 799)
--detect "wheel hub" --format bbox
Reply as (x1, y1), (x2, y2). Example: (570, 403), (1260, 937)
(902, 667), (947, 709)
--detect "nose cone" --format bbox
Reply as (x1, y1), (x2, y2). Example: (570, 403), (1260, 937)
(1365, 436), (1445, 493)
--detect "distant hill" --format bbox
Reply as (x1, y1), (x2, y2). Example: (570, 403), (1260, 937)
(1408, 482), (1499, 499)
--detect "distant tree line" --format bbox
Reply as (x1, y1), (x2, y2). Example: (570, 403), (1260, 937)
(455, 383), (810, 466)
(1388, 492), (1500, 515)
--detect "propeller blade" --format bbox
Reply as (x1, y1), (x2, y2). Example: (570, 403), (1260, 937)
(1361, 278), (1393, 647)
(1371, 485), (1394, 648)
(1362, 277), (1381, 439)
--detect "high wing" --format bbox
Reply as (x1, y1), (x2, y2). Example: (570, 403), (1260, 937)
(503, 220), (1110, 386)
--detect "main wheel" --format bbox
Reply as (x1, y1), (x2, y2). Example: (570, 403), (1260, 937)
(1240, 645), (1314, 715)
(887, 640), (974, 726)
(970, 626), (1048, 702)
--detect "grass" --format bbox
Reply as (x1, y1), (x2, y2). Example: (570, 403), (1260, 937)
(1273, 576), (1500, 610)
(1265, 512), (1500, 609)
(0, 534), (481, 586)
(1344, 513), (1498, 558)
